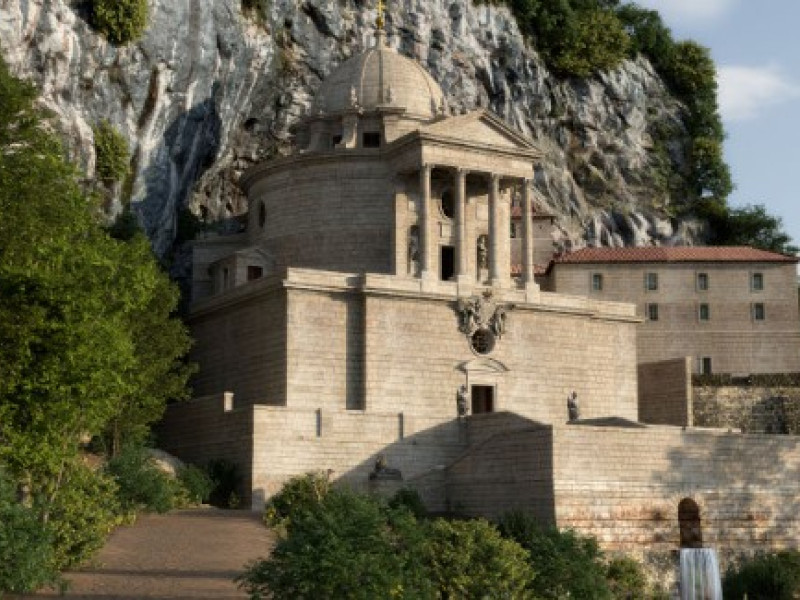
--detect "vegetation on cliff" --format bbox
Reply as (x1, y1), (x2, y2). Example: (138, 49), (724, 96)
(0, 57), (194, 592)
(90, 0), (149, 45)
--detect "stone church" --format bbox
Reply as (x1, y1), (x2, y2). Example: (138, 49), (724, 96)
(159, 22), (800, 568)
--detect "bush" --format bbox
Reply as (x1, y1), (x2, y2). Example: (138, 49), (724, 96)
(176, 464), (214, 506)
(46, 461), (122, 570)
(723, 551), (800, 600)
(263, 471), (330, 528)
(91, 0), (149, 45)
(498, 510), (612, 599)
(106, 446), (178, 514)
(207, 459), (242, 508)
(0, 470), (58, 594)
(606, 555), (648, 599)
(388, 487), (427, 519)
(240, 489), (433, 599)
(424, 518), (535, 598)
(93, 121), (130, 182)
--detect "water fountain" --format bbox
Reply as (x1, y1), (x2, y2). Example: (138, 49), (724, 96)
(680, 548), (723, 600)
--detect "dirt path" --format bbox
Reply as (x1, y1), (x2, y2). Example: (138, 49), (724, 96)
(15, 508), (273, 600)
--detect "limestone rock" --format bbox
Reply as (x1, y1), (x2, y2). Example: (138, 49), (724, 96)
(0, 0), (700, 257)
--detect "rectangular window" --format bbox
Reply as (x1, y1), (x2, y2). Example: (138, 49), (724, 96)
(591, 273), (603, 292)
(751, 272), (764, 291)
(752, 302), (765, 321)
(699, 303), (710, 321)
(645, 272), (658, 291)
(247, 265), (264, 281)
(331, 134), (343, 147)
(362, 132), (381, 148)
(697, 272), (709, 291)
(698, 357), (712, 375)
(647, 303), (659, 321)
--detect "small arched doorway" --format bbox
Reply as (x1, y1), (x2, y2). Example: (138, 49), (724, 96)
(678, 498), (703, 548)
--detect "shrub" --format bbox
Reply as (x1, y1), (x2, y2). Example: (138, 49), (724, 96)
(498, 510), (612, 599)
(91, 0), (149, 45)
(93, 121), (130, 182)
(723, 551), (800, 600)
(176, 464), (214, 505)
(239, 489), (433, 599)
(207, 458), (242, 508)
(424, 518), (535, 598)
(388, 487), (427, 519)
(606, 555), (648, 599)
(263, 471), (330, 528)
(46, 461), (121, 570)
(106, 446), (177, 514)
(0, 470), (58, 594)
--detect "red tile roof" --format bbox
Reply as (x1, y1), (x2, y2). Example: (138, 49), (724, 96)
(552, 246), (798, 265)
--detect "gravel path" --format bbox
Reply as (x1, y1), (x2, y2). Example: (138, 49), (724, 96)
(14, 508), (273, 600)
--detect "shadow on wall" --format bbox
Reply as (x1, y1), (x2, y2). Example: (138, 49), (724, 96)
(660, 429), (800, 563)
(137, 84), (223, 252)
(249, 411), (557, 522)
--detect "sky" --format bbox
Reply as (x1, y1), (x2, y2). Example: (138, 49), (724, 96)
(634, 0), (800, 253)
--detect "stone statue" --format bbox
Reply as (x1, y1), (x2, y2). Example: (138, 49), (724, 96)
(477, 235), (488, 269)
(457, 297), (480, 334)
(369, 454), (402, 481)
(490, 306), (507, 338)
(350, 85), (359, 108)
(457, 385), (469, 417)
(567, 391), (580, 421)
(408, 226), (419, 273)
(385, 85), (394, 104)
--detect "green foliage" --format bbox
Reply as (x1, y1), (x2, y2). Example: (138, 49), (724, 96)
(176, 464), (214, 505)
(91, 0), (149, 45)
(240, 489), (434, 599)
(696, 201), (798, 255)
(263, 471), (331, 528)
(723, 551), (800, 600)
(0, 54), (192, 518)
(606, 555), (649, 599)
(424, 518), (536, 598)
(207, 459), (243, 508)
(498, 510), (612, 599)
(93, 120), (129, 183)
(0, 469), (58, 594)
(46, 461), (121, 570)
(106, 446), (177, 514)
(388, 487), (427, 519)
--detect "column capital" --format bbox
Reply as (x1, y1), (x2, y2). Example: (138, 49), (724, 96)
(455, 167), (470, 176)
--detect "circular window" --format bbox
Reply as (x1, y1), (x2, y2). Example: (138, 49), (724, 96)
(470, 328), (495, 355)
(258, 202), (266, 229)
(440, 189), (455, 219)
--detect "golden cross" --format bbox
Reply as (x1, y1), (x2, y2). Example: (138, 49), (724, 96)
(376, 0), (385, 30)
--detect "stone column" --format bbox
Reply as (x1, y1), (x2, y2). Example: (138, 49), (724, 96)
(419, 164), (434, 279)
(488, 173), (504, 287)
(455, 168), (468, 281)
(522, 178), (536, 287)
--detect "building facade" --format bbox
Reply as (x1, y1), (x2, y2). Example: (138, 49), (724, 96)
(543, 246), (800, 375)
(158, 24), (800, 575)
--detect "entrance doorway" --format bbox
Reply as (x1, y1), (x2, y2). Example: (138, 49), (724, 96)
(441, 246), (455, 281)
(471, 385), (494, 414)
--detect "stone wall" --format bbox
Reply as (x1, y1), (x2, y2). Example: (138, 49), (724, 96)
(693, 385), (800, 434)
(156, 394), (254, 505)
(638, 357), (692, 426)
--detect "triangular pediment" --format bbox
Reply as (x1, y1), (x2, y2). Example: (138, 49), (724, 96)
(421, 109), (538, 152)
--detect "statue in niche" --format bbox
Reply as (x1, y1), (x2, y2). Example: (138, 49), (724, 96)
(408, 226), (420, 274)
(567, 391), (580, 421)
(477, 235), (489, 270)
(385, 86), (394, 103)
(457, 385), (469, 417)
(369, 454), (402, 481)
(490, 305), (507, 338)
(350, 85), (359, 108)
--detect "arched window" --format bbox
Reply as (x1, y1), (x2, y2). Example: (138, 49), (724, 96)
(678, 498), (703, 548)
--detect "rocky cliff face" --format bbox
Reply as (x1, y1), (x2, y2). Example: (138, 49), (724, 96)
(0, 0), (703, 258)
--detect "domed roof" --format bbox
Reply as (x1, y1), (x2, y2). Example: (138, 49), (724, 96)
(314, 36), (446, 120)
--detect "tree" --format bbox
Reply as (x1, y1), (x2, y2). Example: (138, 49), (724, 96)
(0, 55), (191, 519)
(702, 203), (798, 255)
(91, 0), (149, 45)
